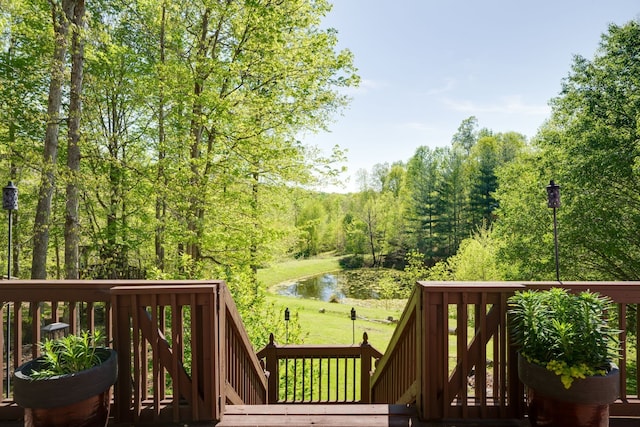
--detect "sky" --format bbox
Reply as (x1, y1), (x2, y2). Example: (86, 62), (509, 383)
(303, 1), (640, 192)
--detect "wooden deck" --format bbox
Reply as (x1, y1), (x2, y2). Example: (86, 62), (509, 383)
(1, 280), (640, 426)
(215, 404), (530, 427)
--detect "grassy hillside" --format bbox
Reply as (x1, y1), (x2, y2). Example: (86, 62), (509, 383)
(259, 255), (405, 352)
(258, 253), (344, 288)
(265, 294), (402, 352)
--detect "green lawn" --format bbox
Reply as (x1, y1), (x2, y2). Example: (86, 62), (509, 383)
(265, 294), (402, 352)
(258, 253), (344, 288)
(259, 255), (404, 352)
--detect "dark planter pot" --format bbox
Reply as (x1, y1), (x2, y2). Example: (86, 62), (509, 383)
(13, 348), (118, 427)
(518, 353), (619, 427)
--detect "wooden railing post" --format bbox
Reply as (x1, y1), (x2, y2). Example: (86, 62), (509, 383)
(360, 332), (373, 403)
(262, 333), (279, 403)
(111, 291), (133, 423)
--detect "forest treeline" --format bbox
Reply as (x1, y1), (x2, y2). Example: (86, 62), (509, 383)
(0, 0), (356, 284)
(2, 1), (640, 343)
(288, 19), (640, 284)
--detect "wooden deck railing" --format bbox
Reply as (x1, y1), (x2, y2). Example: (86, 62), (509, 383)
(0, 279), (266, 425)
(1, 279), (639, 424)
(370, 281), (640, 422)
(257, 332), (382, 404)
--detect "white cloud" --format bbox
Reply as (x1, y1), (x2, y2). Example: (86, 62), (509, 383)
(442, 95), (550, 116)
(426, 78), (457, 96)
(401, 121), (436, 133)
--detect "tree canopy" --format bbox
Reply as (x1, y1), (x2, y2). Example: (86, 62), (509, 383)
(496, 20), (640, 280)
(2, 3), (640, 299)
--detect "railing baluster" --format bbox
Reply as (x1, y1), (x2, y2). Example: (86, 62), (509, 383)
(318, 358), (324, 402)
(329, 357), (332, 402)
(307, 358), (311, 402)
(619, 304), (628, 402)
(636, 303), (640, 400)
(352, 355), (356, 401)
(301, 357), (305, 401)
(131, 294), (141, 422)
(170, 294), (180, 422)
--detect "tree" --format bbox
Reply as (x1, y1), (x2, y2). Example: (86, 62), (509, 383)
(469, 136), (499, 224)
(64, 0), (85, 279)
(467, 132), (525, 226)
(493, 149), (555, 280)
(451, 116), (478, 155)
(447, 223), (504, 281)
(0, 0), (52, 278)
(165, 0), (357, 278)
(435, 145), (469, 257)
(79, 0), (159, 276)
(296, 198), (325, 258)
(405, 146), (441, 260)
(32, 0), (76, 279)
(536, 20), (640, 280)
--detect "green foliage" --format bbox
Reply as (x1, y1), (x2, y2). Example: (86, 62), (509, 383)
(226, 266), (306, 349)
(375, 270), (411, 306)
(29, 331), (107, 379)
(403, 249), (429, 284)
(1, 0), (359, 280)
(508, 288), (619, 388)
(533, 20), (640, 280)
(425, 260), (453, 281)
(414, 225), (505, 281)
(447, 223), (504, 281)
(339, 254), (365, 269)
(492, 149), (555, 280)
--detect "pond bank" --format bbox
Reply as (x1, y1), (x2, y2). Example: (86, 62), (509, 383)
(257, 254), (345, 288)
(260, 255), (407, 349)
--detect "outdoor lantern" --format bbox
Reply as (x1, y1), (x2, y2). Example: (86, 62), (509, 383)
(546, 180), (560, 209)
(546, 180), (561, 282)
(284, 307), (290, 343)
(350, 307), (356, 344)
(2, 181), (17, 398)
(2, 181), (17, 211)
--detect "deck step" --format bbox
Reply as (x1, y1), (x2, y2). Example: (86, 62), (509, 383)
(217, 404), (418, 427)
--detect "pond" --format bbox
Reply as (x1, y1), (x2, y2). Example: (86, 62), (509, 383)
(274, 272), (377, 301)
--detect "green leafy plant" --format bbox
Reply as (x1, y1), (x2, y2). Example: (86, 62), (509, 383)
(508, 288), (619, 388)
(29, 330), (107, 379)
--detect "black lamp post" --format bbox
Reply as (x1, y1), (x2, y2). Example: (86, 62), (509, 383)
(284, 307), (290, 344)
(350, 307), (356, 344)
(2, 181), (17, 397)
(546, 180), (560, 282)
(3, 181), (17, 278)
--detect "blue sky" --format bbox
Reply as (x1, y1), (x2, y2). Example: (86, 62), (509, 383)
(304, 1), (640, 192)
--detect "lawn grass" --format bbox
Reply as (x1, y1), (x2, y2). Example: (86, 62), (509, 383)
(259, 255), (403, 352)
(265, 294), (402, 352)
(258, 253), (344, 288)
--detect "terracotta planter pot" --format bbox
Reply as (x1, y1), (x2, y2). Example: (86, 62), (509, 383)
(13, 348), (118, 427)
(518, 353), (619, 427)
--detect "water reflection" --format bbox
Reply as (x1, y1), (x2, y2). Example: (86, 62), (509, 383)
(276, 272), (376, 301)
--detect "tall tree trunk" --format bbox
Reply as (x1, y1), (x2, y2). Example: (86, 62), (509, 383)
(155, 2), (167, 271)
(366, 206), (377, 267)
(64, 0), (85, 279)
(250, 171), (259, 293)
(32, 0), (74, 279)
(185, 11), (208, 265)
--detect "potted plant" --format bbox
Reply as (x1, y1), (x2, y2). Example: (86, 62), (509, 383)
(13, 330), (118, 427)
(508, 287), (620, 427)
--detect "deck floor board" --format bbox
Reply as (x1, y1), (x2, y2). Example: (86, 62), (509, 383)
(216, 404), (529, 427)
